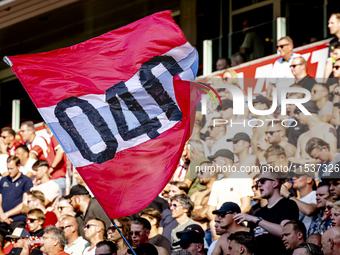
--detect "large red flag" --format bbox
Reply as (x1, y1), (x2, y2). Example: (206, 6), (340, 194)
(4, 11), (199, 218)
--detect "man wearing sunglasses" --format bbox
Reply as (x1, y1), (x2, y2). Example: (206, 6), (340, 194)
(0, 127), (21, 157)
(64, 184), (111, 240)
(290, 56), (317, 92)
(83, 219), (105, 255)
(281, 167), (317, 231)
(173, 225), (205, 255)
(310, 83), (333, 123)
(5, 227), (30, 255)
(61, 216), (89, 255)
(211, 202), (249, 255)
(233, 171), (299, 255)
(266, 36), (300, 101)
(261, 120), (296, 158)
(294, 100), (337, 163)
(130, 218), (168, 255)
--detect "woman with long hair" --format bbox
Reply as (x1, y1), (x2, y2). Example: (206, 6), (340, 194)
(107, 217), (133, 255)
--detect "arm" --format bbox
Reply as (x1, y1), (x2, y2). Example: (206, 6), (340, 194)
(266, 83), (274, 100)
(321, 114), (332, 123)
(240, 196), (251, 213)
(280, 185), (317, 216)
(211, 237), (224, 255)
(324, 126), (337, 152)
(207, 205), (216, 222)
(7, 193), (28, 218)
(331, 89), (340, 125)
(233, 213), (285, 238)
(48, 146), (64, 176)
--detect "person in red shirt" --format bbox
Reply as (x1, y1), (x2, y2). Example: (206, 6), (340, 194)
(19, 121), (48, 171)
(44, 123), (68, 199)
(25, 190), (57, 228)
(0, 127), (21, 156)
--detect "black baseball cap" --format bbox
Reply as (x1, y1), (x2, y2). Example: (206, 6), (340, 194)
(64, 184), (89, 199)
(127, 243), (158, 255)
(227, 132), (251, 143)
(252, 95), (271, 108)
(300, 100), (318, 114)
(212, 202), (241, 214)
(176, 224), (205, 238)
(217, 99), (233, 111)
(208, 149), (234, 162)
(173, 232), (204, 247)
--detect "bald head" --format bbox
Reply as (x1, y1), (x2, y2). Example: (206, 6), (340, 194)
(322, 227), (340, 255)
(307, 234), (321, 248)
(62, 216), (78, 228)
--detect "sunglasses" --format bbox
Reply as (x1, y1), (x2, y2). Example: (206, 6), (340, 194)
(108, 225), (122, 232)
(290, 64), (302, 68)
(251, 185), (259, 190)
(333, 65), (340, 70)
(26, 218), (38, 223)
(277, 44), (289, 49)
(60, 225), (72, 230)
(170, 203), (182, 209)
(129, 231), (141, 236)
(85, 224), (101, 229)
(265, 130), (281, 136)
(256, 178), (275, 186)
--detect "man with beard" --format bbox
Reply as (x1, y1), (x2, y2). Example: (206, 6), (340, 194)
(64, 185), (111, 239)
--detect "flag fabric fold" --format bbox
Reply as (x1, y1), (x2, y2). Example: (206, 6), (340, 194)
(5, 10), (199, 218)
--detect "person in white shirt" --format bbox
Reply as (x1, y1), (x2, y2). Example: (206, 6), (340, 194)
(83, 219), (105, 255)
(281, 167), (318, 230)
(61, 215), (89, 255)
(31, 160), (59, 212)
(266, 36), (300, 101)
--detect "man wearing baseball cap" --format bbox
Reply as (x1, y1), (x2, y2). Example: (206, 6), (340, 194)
(6, 227), (30, 255)
(211, 202), (250, 255)
(227, 133), (260, 178)
(322, 162), (340, 201)
(206, 149), (252, 240)
(280, 166), (317, 230)
(64, 184), (111, 239)
(173, 224), (205, 255)
(294, 100), (337, 162)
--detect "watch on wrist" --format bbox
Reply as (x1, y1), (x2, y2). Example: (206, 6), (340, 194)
(256, 217), (263, 225)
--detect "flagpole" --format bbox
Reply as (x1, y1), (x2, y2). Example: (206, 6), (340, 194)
(110, 219), (137, 255)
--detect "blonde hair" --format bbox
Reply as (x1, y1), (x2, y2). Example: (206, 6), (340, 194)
(332, 200), (340, 210)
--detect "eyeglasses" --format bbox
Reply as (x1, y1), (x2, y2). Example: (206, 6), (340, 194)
(129, 231), (141, 236)
(256, 178), (275, 186)
(85, 224), (102, 230)
(60, 225), (72, 230)
(277, 44), (289, 49)
(333, 65), (340, 70)
(26, 218), (38, 223)
(251, 185), (259, 190)
(265, 130), (281, 136)
(290, 63), (302, 68)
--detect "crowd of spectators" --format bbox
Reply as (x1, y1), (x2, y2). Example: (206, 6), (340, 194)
(0, 12), (339, 255)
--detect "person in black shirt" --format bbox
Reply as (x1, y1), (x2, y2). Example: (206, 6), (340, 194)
(233, 171), (299, 255)
(140, 208), (171, 255)
(290, 56), (317, 92)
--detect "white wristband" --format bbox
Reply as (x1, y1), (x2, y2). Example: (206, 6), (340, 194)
(5, 212), (8, 218)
